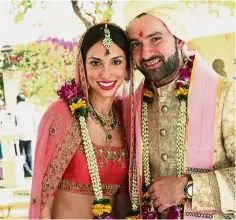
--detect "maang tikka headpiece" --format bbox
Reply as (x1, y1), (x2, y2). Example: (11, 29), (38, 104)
(102, 24), (113, 56)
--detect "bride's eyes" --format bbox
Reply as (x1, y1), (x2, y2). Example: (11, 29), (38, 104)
(112, 60), (122, 65)
(88, 59), (123, 67)
(90, 61), (101, 67)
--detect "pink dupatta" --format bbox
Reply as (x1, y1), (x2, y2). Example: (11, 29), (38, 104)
(29, 31), (89, 219)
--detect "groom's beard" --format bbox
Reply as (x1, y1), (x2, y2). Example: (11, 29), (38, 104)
(137, 44), (180, 82)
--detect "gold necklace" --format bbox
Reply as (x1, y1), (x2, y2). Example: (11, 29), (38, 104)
(89, 102), (118, 145)
(91, 104), (113, 122)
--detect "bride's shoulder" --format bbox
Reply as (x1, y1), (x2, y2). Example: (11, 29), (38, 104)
(42, 99), (72, 121)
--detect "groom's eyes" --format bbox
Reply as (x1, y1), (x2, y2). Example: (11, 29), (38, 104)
(131, 42), (141, 49)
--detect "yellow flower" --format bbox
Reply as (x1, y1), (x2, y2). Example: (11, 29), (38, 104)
(176, 87), (188, 96)
(126, 216), (139, 219)
(176, 199), (186, 206)
(92, 208), (104, 216)
(93, 204), (104, 210)
(104, 204), (111, 209)
(145, 192), (150, 198)
(69, 98), (87, 113)
(103, 207), (112, 213)
(143, 89), (153, 98)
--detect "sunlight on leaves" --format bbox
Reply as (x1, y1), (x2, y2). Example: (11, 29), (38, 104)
(0, 39), (77, 107)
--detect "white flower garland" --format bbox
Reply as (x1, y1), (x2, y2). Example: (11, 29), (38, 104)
(79, 116), (103, 200)
(131, 158), (139, 211)
(176, 100), (187, 177)
(130, 92), (188, 212)
(142, 102), (151, 187)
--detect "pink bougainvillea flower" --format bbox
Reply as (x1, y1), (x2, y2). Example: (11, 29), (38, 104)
(57, 79), (78, 103)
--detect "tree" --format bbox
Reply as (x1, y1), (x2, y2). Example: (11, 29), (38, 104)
(71, 1), (114, 28)
(7, 0), (114, 28)
(181, 0), (235, 17)
(7, 0), (235, 28)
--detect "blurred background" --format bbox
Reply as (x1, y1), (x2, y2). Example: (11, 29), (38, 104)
(0, 0), (235, 218)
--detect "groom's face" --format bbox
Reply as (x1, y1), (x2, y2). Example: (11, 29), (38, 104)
(127, 14), (181, 82)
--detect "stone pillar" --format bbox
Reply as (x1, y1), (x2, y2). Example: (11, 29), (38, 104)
(2, 68), (20, 112)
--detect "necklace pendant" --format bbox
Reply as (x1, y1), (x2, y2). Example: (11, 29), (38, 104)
(106, 133), (113, 145)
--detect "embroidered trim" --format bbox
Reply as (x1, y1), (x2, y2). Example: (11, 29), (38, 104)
(95, 147), (128, 168)
(77, 145), (128, 168)
(77, 38), (88, 101)
(185, 211), (213, 218)
(41, 118), (81, 207)
(128, 58), (135, 197)
(58, 179), (120, 196)
(186, 167), (213, 174)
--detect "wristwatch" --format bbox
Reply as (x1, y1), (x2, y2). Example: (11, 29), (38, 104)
(184, 175), (193, 199)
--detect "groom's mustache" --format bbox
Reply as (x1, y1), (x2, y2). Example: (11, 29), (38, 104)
(140, 55), (164, 64)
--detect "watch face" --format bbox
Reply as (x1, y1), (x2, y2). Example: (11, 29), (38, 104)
(187, 184), (193, 197)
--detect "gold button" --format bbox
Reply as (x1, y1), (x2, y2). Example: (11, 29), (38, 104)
(161, 105), (168, 113)
(161, 153), (168, 161)
(32, 198), (37, 204)
(160, 129), (166, 136)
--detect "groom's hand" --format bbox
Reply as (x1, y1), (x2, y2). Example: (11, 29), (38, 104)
(148, 176), (187, 213)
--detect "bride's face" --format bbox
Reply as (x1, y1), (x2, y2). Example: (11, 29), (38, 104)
(85, 40), (127, 99)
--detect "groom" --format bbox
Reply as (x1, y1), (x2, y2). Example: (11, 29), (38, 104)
(125, 1), (235, 219)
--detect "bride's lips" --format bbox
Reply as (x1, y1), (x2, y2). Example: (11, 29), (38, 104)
(97, 81), (117, 90)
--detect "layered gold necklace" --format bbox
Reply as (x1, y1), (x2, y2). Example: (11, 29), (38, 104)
(89, 101), (118, 145)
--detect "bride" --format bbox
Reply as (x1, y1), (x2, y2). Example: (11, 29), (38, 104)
(29, 23), (134, 219)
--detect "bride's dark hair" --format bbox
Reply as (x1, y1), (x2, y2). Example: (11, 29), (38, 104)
(81, 23), (130, 71)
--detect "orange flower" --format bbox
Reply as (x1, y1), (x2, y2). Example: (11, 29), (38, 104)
(176, 87), (188, 96)
(143, 89), (153, 98)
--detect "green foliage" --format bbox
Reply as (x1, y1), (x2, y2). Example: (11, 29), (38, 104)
(182, 0), (235, 16)
(94, 0), (114, 23)
(9, 0), (115, 25)
(0, 40), (77, 107)
(8, 0), (40, 23)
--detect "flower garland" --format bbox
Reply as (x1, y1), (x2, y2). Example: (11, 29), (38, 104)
(128, 56), (195, 219)
(57, 79), (113, 219)
(175, 57), (193, 177)
(126, 158), (140, 219)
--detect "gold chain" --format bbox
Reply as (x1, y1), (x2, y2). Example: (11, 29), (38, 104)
(89, 102), (118, 145)
(90, 104), (113, 122)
